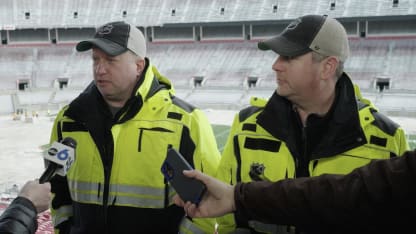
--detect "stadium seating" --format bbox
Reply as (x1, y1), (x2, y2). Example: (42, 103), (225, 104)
(0, 0), (416, 116)
(17, 90), (53, 105)
(3, 0), (415, 28)
(1, 38), (416, 115)
(0, 48), (34, 90)
(0, 94), (14, 114)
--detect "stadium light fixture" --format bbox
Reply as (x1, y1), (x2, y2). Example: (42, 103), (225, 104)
(273, 5), (278, 13)
(330, 1), (336, 10)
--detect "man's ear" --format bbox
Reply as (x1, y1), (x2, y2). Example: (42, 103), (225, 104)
(136, 58), (145, 75)
(321, 56), (338, 80)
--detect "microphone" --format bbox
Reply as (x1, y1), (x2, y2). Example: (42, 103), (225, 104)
(39, 137), (77, 184)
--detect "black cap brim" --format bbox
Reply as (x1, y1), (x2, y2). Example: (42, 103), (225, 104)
(258, 36), (312, 57)
(76, 38), (127, 56)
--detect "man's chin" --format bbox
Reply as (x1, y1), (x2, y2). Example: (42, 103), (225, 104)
(97, 88), (115, 98)
(97, 84), (111, 93)
(276, 88), (285, 96)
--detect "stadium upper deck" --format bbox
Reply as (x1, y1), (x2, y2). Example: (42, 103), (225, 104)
(0, 0), (414, 28)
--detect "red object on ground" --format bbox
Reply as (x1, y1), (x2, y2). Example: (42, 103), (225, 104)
(36, 210), (54, 234)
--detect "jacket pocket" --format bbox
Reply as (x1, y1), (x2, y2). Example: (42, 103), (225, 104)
(138, 127), (174, 152)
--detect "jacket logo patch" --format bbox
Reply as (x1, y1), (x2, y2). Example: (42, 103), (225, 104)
(249, 163), (270, 181)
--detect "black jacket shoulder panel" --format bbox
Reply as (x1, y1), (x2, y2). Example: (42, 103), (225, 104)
(146, 76), (168, 100)
(171, 95), (196, 113)
(357, 100), (368, 110)
(370, 109), (399, 136)
(239, 106), (263, 122)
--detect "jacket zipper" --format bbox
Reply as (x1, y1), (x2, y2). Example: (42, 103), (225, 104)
(296, 126), (310, 178)
(102, 132), (113, 234)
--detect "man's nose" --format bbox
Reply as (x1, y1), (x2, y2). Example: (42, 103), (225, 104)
(95, 62), (106, 74)
(272, 56), (284, 71)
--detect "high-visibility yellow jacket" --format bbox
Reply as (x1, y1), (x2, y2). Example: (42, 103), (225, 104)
(216, 74), (409, 234)
(50, 59), (220, 234)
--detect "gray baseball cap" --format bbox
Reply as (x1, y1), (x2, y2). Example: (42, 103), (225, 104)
(76, 21), (146, 58)
(258, 15), (349, 62)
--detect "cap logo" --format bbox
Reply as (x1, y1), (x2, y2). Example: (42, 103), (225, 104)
(286, 18), (302, 30)
(98, 24), (113, 35)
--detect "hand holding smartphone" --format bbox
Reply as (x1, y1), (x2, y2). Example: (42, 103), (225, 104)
(161, 148), (206, 205)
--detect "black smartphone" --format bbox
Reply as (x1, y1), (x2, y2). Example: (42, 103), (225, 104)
(161, 148), (206, 205)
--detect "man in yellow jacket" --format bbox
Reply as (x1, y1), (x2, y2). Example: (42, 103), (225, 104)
(48, 21), (220, 234)
(216, 14), (409, 233)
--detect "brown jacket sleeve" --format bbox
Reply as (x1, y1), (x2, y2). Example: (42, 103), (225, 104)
(234, 150), (416, 233)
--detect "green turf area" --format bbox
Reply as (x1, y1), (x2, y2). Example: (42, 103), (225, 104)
(407, 134), (416, 149)
(212, 124), (231, 152)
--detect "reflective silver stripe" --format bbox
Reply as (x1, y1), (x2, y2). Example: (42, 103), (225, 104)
(109, 183), (171, 196)
(69, 179), (177, 208)
(68, 180), (100, 191)
(68, 179), (101, 203)
(72, 191), (104, 204)
(68, 180), (103, 204)
(248, 220), (292, 234)
(108, 183), (176, 208)
(52, 205), (72, 227)
(108, 193), (164, 208)
(179, 217), (205, 234)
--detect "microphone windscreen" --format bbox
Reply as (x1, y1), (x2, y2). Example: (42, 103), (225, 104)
(62, 137), (77, 148)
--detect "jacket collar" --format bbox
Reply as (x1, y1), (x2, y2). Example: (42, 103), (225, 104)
(137, 60), (174, 101)
(257, 73), (366, 158)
